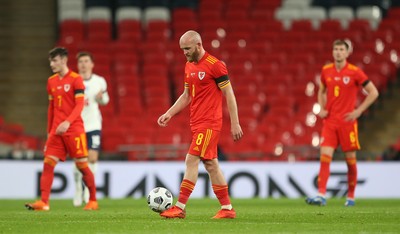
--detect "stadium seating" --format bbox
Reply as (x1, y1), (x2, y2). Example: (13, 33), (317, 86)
(50, 0), (399, 161)
(58, 0), (84, 22)
(356, 6), (382, 30)
(282, 0), (312, 9)
(274, 8), (302, 29)
(301, 7), (327, 29)
(328, 6), (355, 29)
(86, 7), (112, 41)
(115, 7), (142, 42)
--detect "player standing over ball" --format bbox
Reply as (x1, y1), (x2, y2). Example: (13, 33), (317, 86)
(306, 39), (379, 207)
(73, 52), (109, 207)
(157, 30), (243, 219)
(25, 47), (98, 211)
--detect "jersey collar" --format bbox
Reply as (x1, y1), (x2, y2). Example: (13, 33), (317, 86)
(196, 51), (208, 64)
(58, 69), (71, 80)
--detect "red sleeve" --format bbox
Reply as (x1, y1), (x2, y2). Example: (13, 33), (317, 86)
(47, 81), (54, 133)
(356, 68), (368, 86)
(66, 77), (85, 123)
(47, 100), (54, 133)
(212, 61), (228, 79)
(184, 65), (189, 89)
(66, 97), (84, 123)
(320, 68), (327, 86)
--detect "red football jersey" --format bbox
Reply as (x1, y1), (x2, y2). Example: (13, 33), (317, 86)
(47, 70), (85, 134)
(320, 62), (369, 124)
(184, 52), (230, 131)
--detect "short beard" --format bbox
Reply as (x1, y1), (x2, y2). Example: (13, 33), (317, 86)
(190, 48), (200, 63)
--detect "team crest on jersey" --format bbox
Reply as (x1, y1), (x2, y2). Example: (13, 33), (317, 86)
(343, 76), (350, 84)
(64, 84), (71, 92)
(198, 72), (206, 80)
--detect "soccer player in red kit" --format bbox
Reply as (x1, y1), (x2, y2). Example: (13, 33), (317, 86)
(157, 30), (243, 219)
(306, 39), (379, 207)
(25, 47), (98, 211)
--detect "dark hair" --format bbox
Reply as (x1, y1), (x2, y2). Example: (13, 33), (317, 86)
(49, 47), (68, 59)
(76, 51), (94, 61)
(333, 39), (350, 50)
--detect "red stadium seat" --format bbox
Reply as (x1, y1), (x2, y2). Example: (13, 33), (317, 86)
(319, 19), (342, 32)
(59, 20), (84, 46)
(253, 0), (281, 9)
(291, 20), (314, 32)
(172, 8), (196, 22)
(145, 21), (171, 41)
(87, 20), (112, 42)
(117, 20), (142, 42)
(347, 19), (372, 36)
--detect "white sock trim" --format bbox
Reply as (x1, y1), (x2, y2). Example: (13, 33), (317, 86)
(176, 202), (186, 210)
(221, 204), (233, 210)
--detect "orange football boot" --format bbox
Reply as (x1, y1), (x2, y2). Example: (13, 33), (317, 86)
(25, 200), (50, 211)
(160, 206), (186, 219)
(212, 209), (236, 219)
(83, 200), (99, 210)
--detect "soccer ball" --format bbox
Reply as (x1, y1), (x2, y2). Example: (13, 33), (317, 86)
(147, 187), (173, 213)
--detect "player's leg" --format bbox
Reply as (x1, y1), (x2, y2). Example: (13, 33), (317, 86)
(66, 133), (98, 210)
(26, 135), (65, 211)
(83, 149), (98, 203)
(317, 146), (335, 196)
(74, 157), (98, 210)
(84, 131), (101, 203)
(305, 146), (335, 206)
(306, 123), (337, 206)
(25, 156), (59, 211)
(192, 129), (234, 218)
(160, 154), (199, 218)
(73, 162), (83, 207)
(176, 154), (200, 209)
(203, 158), (236, 219)
(340, 122), (360, 207)
(344, 151), (357, 206)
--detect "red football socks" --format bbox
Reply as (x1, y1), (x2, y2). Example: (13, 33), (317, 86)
(346, 157), (357, 199)
(40, 157), (57, 204)
(318, 154), (332, 195)
(177, 179), (195, 205)
(76, 161), (97, 201)
(212, 184), (231, 206)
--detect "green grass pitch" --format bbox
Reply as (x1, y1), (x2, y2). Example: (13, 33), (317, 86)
(1, 198), (399, 233)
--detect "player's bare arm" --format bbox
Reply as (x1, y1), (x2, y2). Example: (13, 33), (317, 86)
(221, 85), (243, 141)
(344, 81), (379, 122)
(317, 82), (328, 118)
(158, 89), (191, 127)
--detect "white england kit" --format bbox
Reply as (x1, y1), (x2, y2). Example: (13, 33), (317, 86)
(81, 74), (110, 132)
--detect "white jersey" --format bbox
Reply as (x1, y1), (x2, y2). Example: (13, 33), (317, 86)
(81, 74), (110, 132)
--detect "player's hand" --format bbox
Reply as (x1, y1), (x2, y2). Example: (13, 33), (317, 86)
(344, 109), (361, 122)
(318, 109), (329, 119)
(95, 91), (103, 103)
(157, 113), (171, 127)
(55, 121), (70, 135)
(231, 123), (243, 141)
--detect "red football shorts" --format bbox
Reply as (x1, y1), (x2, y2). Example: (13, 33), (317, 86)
(320, 121), (360, 152)
(44, 132), (88, 161)
(188, 129), (220, 160)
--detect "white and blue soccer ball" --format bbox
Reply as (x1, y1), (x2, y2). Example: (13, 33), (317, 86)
(147, 187), (173, 213)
